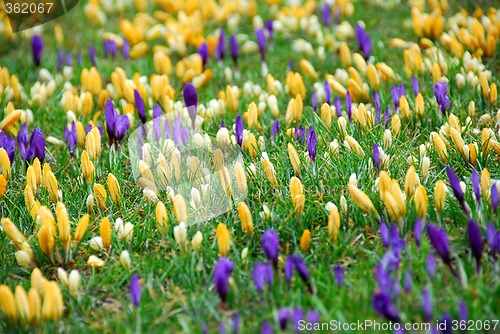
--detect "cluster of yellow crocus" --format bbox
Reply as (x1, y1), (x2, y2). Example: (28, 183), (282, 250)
(285, 95), (304, 125)
(0, 268), (63, 326)
(377, 172), (407, 224)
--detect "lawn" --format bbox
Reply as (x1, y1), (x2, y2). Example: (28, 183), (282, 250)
(0, 0), (499, 333)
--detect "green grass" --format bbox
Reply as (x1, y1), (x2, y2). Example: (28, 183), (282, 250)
(0, 0), (500, 333)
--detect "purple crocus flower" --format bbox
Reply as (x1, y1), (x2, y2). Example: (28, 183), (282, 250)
(334, 96), (342, 118)
(458, 301), (468, 327)
(108, 40), (118, 59)
(220, 120), (225, 129)
(311, 91), (317, 113)
(183, 82), (198, 129)
(284, 256), (295, 284)
(292, 308), (304, 331)
(372, 143), (380, 172)
(372, 290), (400, 323)
(64, 122), (77, 157)
(355, 23), (371, 59)
(486, 221), (496, 252)
(333, 265), (344, 286)
(65, 51), (72, 67)
(197, 42), (209, 67)
(264, 20), (274, 41)
(253, 262), (273, 293)
(307, 127), (317, 163)
(471, 169), (481, 207)
(235, 115), (243, 147)
(345, 91), (352, 123)
(324, 81), (332, 105)
(412, 75), (419, 96)
(153, 104), (162, 142)
(414, 218), (423, 248)
(434, 82), (450, 114)
(291, 255), (310, 283)
(29, 128), (45, 162)
(446, 165), (469, 216)
(57, 49), (64, 71)
(1, 131), (16, 163)
(214, 257), (234, 305)
(467, 219), (483, 273)
(261, 322), (272, 334)
(255, 28), (266, 61)
(31, 35), (44, 67)
(233, 313), (240, 334)
(391, 85), (401, 111)
(261, 229), (279, 268)
(164, 118), (171, 140)
(134, 89), (146, 124)
(114, 115), (130, 143)
(307, 310), (320, 325)
(278, 308), (292, 330)
(492, 183), (498, 216)
(105, 98), (118, 143)
(129, 274), (142, 307)
(380, 221), (389, 248)
(404, 269), (412, 293)
(122, 40), (130, 60)
(427, 223), (458, 277)
(230, 34), (238, 65)
(422, 288), (432, 321)
(384, 107), (390, 127)
(374, 91), (381, 124)
(77, 51), (82, 67)
(270, 119), (280, 139)
(219, 322), (226, 334)
(89, 45), (97, 66)
(321, 3), (331, 27)
(180, 125), (189, 146)
(438, 313), (453, 334)
(426, 252), (436, 279)
(218, 30), (226, 60)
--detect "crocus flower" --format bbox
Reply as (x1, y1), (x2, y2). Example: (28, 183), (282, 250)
(311, 91), (317, 113)
(446, 165), (469, 216)
(404, 270), (412, 293)
(115, 115), (130, 143)
(261, 322), (272, 334)
(134, 89), (146, 124)
(57, 49), (64, 71)
(307, 310), (320, 325)
(458, 300), (468, 326)
(492, 183), (498, 216)
(426, 253), (436, 279)
(255, 28), (266, 61)
(324, 81), (332, 105)
(153, 104), (162, 142)
(183, 82), (198, 129)
(414, 218), (423, 248)
(372, 143), (380, 173)
(261, 229), (279, 268)
(105, 98), (118, 143)
(31, 35), (44, 67)
(214, 257), (234, 305)
(270, 119), (280, 139)
(372, 290), (400, 323)
(233, 313), (240, 334)
(64, 122), (77, 157)
(471, 169), (481, 207)
(215, 30), (225, 61)
(374, 91), (380, 124)
(391, 85), (402, 111)
(122, 40), (130, 60)
(322, 3), (331, 27)
(292, 308), (304, 331)
(0, 130), (16, 163)
(230, 34), (238, 65)
(29, 128), (45, 162)
(427, 223), (458, 277)
(486, 221), (496, 253)
(467, 219), (483, 273)
(307, 127), (317, 164)
(129, 274), (142, 307)
(253, 262), (273, 293)
(197, 42), (209, 67)
(333, 265), (344, 286)
(422, 288), (432, 321)
(264, 20), (274, 41)
(412, 75), (419, 96)
(334, 96), (342, 118)
(434, 82), (450, 114)
(384, 107), (390, 127)
(278, 308), (291, 330)
(287, 254), (312, 293)
(66, 51), (72, 67)
(355, 23), (371, 59)
(89, 45), (97, 66)
(380, 221), (389, 248)
(235, 115), (243, 147)
(284, 256), (295, 284)
(438, 313), (453, 334)
(346, 91), (352, 122)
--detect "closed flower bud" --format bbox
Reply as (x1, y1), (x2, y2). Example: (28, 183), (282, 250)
(414, 184), (428, 218)
(16, 250), (33, 267)
(328, 205), (340, 242)
(320, 103), (332, 128)
(68, 270), (81, 296)
(41, 281), (63, 321)
(15, 285), (29, 323)
(345, 135), (365, 158)
(432, 133), (448, 162)
(120, 250), (131, 270)
(87, 255), (104, 268)
(74, 214), (89, 244)
(216, 223), (231, 256)
(415, 93), (424, 116)
(434, 180), (447, 213)
(399, 95), (410, 118)
(86, 194), (95, 213)
(45, 171), (60, 203)
(262, 158), (278, 188)
(56, 202), (71, 248)
(238, 202), (254, 236)
(174, 222), (188, 247)
(173, 194), (188, 224)
(28, 288), (41, 326)
(107, 173), (121, 206)
(300, 229), (311, 251)
(348, 184), (380, 220)
(155, 201), (168, 231)
(93, 183), (107, 211)
(0, 148), (11, 180)
(0, 285), (17, 323)
(383, 129), (392, 150)
(2, 218), (27, 249)
(404, 165), (420, 199)
(287, 143), (301, 176)
(100, 217), (112, 251)
(481, 169), (490, 201)
(234, 161), (248, 194)
(192, 231), (203, 250)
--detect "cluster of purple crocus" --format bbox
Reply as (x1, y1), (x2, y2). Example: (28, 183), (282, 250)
(355, 23), (371, 59)
(18, 124), (46, 163)
(105, 98), (131, 146)
(277, 307), (320, 332)
(434, 82), (450, 114)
